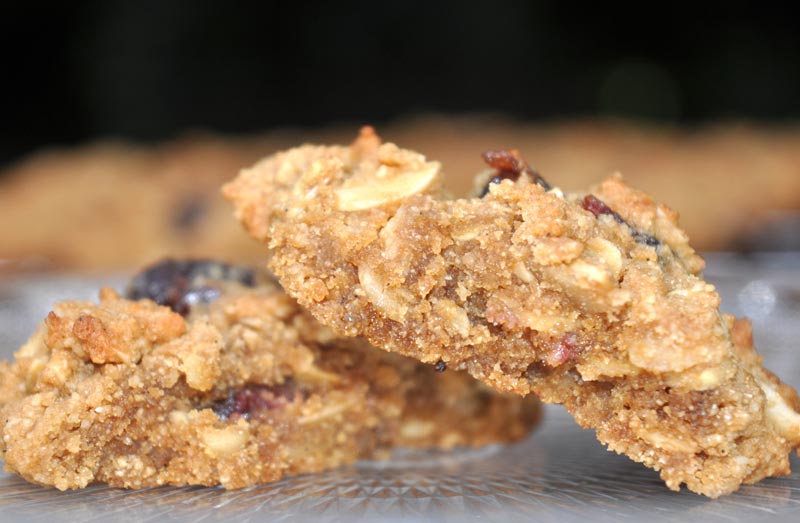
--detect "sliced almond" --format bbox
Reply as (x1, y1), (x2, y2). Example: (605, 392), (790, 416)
(335, 162), (440, 211)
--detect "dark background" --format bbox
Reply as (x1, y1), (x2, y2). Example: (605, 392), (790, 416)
(2, 1), (799, 167)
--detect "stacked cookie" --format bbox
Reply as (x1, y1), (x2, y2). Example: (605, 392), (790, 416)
(224, 128), (800, 497)
(0, 258), (539, 489)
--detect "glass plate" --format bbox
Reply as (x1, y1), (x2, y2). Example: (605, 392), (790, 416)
(1, 253), (799, 522)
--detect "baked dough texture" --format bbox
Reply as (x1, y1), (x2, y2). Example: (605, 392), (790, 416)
(0, 260), (539, 490)
(225, 127), (800, 497)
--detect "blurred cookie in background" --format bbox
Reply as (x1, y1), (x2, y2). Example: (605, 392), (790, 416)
(1, 115), (799, 273)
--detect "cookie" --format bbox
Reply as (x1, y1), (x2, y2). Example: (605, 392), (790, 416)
(3, 118), (800, 273)
(0, 138), (268, 272)
(225, 127), (800, 497)
(0, 259), (539, 490)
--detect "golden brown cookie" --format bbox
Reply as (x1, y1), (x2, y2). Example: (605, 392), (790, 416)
(0, 259), (539, 490)
(225, 128), (800, 497)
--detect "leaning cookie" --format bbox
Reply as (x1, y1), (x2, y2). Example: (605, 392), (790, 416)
(224, 127), (800, 498)
(0, 259), (539, 490)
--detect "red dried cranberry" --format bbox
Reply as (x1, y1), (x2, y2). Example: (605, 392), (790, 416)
(582, 195), (625, 224)
(482, 150), (523, 173)
(480, 149), (551, 196)
(211, 382), (297, 420)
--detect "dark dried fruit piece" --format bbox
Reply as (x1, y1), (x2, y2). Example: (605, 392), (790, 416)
(434, 360), (447, 372)
(480, 150), (551, 196)
(479, 153), (661, 248)
(631, 230), (661, 247)
(582, 194), (626, 224)
(211, 382), (297, 420)
(126, 259), (256, 315)
(482, 150), (524, 173)
(582, 195), (661, 248)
